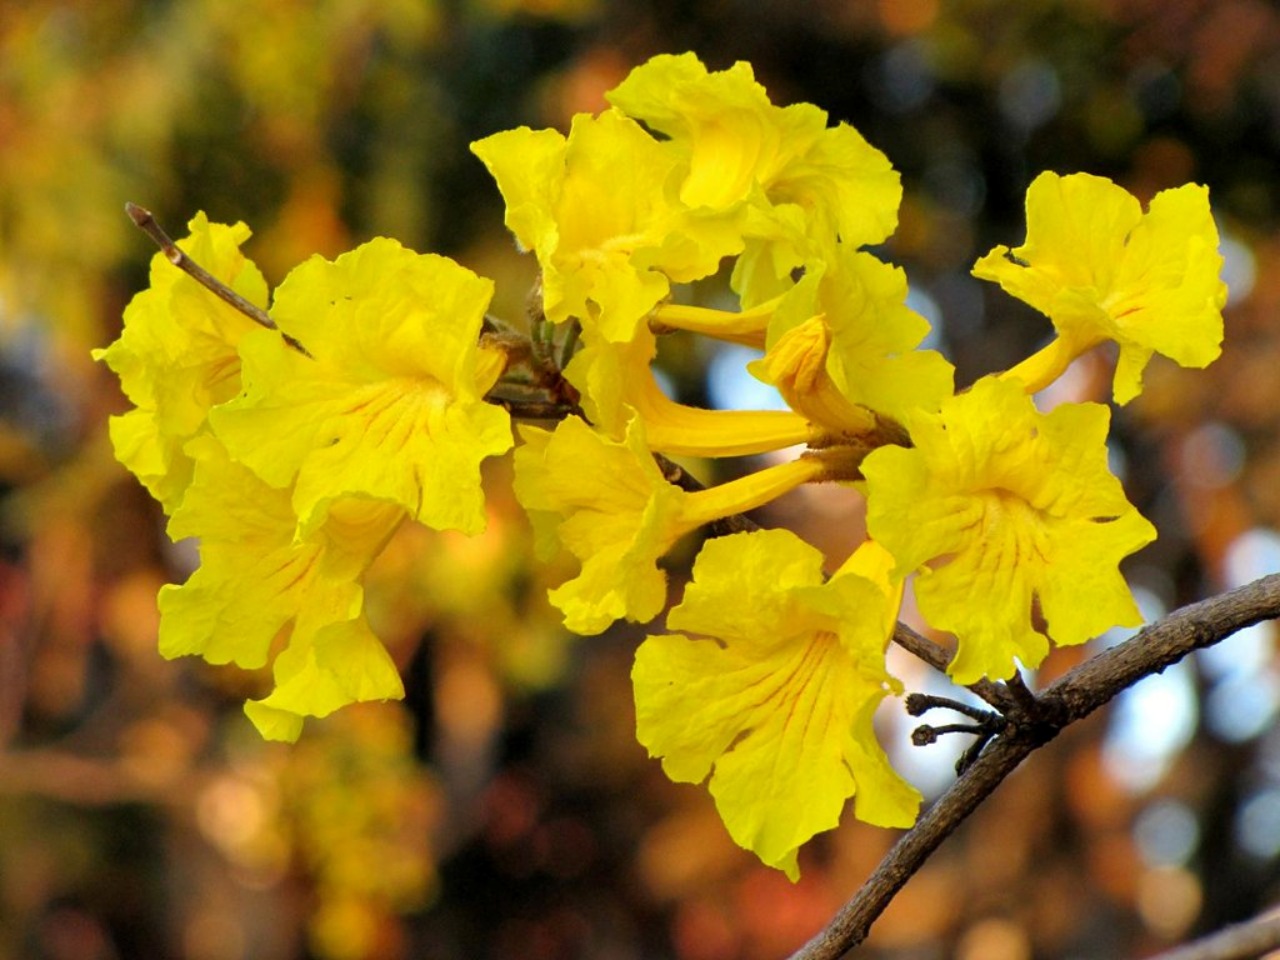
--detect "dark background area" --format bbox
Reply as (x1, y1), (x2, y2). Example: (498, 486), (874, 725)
(3, 1), (1280, 957)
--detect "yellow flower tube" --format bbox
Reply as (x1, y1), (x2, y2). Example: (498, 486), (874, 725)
(750, 316), (880, 437)
(648, 294), (780, 348)
(566, 324), (814, 457)
(514, 414), (825, 634)
(677, 454), (826, 527)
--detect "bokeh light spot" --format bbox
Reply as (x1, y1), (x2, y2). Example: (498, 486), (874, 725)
(1133, 799), (1199, 867)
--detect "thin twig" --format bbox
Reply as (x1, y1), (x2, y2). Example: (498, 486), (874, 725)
(1144, 911), (1280, 960)
(788, 572), (1280, 960)
(889, 621), (950, 673)
(125, 202), (311, 356)
(891, 622), (1014, 711)
(910, 722), (988, 745)
(904, 692), (999, 723)
(126, 202), (274, 329)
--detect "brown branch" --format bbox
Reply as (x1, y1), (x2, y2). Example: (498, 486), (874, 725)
(789, 572), (1280, 960)
(1144, 911), (1280, 960)
(890, 622), (1014, 712)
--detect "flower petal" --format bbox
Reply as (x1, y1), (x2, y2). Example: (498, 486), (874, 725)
(973, 172), (1225, 402)
(634, 530), (919, 879)
(212, 241), (511, 534)
(243, 616), (405, 743)
(864, 376), (1155, 682)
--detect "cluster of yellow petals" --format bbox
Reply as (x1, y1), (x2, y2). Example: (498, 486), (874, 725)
(97, 223), (511, 741)
(97, 51), (1230, 881)
(160, 436), (406, 743)
(472, 57), (1225, 877)
(94, 214), (268, 512)
(606, 53), (902, 305)
(468, 55), (964, 876)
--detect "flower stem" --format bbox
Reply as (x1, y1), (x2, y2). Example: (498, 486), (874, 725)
(680, 456), (826, 528)
(650, 296), (782, 348)
(998, 334), (1100, 395)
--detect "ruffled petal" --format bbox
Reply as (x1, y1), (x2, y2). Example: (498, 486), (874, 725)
(243, 617), (405, 743)
(93, 213), (268, 511)
(973, 172), (1225, 402)
(864, 376), (1155, 682)
(633, 530), (918, 879)
(211, 241), (511, 535)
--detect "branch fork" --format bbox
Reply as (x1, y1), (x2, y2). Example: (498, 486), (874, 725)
(791, 573), (1280, 960)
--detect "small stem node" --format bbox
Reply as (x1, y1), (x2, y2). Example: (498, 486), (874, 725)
(904, 692), (995, 722)
(911, 725), (940, 746)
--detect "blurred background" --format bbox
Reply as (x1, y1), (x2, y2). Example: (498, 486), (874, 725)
(4, 0), (1280, 957)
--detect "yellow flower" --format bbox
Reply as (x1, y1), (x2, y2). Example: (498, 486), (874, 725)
(750, 315), (880, 437)
(158, 437), (405, 741)
(973, 172), (1226, 403)
(513, 414), (825, 634)
(862, 376), (1156, 684)
(750, 249), (954, 432)
(211, 238), (511, 537)
(472, 110), (739, 342)
(93, 213), (268, 512)
(607, 52), (901, 306)
(564, 323), (815, 457)
(242, 616), (406, 743)
(633, 531), (921, 879)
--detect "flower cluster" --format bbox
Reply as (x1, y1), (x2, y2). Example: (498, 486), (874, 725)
(97, 228), (513, 741)
(98, 52), (1227, 876)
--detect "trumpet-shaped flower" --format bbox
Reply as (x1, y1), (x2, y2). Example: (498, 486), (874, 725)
(750, 249), (953, 432)
(472, 110), (740, 343)
(750, 316), (880, 437)
(564, 323), (814, 457)
(158, 437), (405, 741)
(93, 213), (268, 512)
(607, 52), (901, 306)
(513, 414), (825, 634)
(973, 172), (1226, 403)
(633, 531), (921, 879)
(862, 376), (1156, 684)
(211, 239), (511, 537)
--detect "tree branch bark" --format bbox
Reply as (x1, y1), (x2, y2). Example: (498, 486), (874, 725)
(1145, 910), (1280, 960)
(789, 572), (1280, 960)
